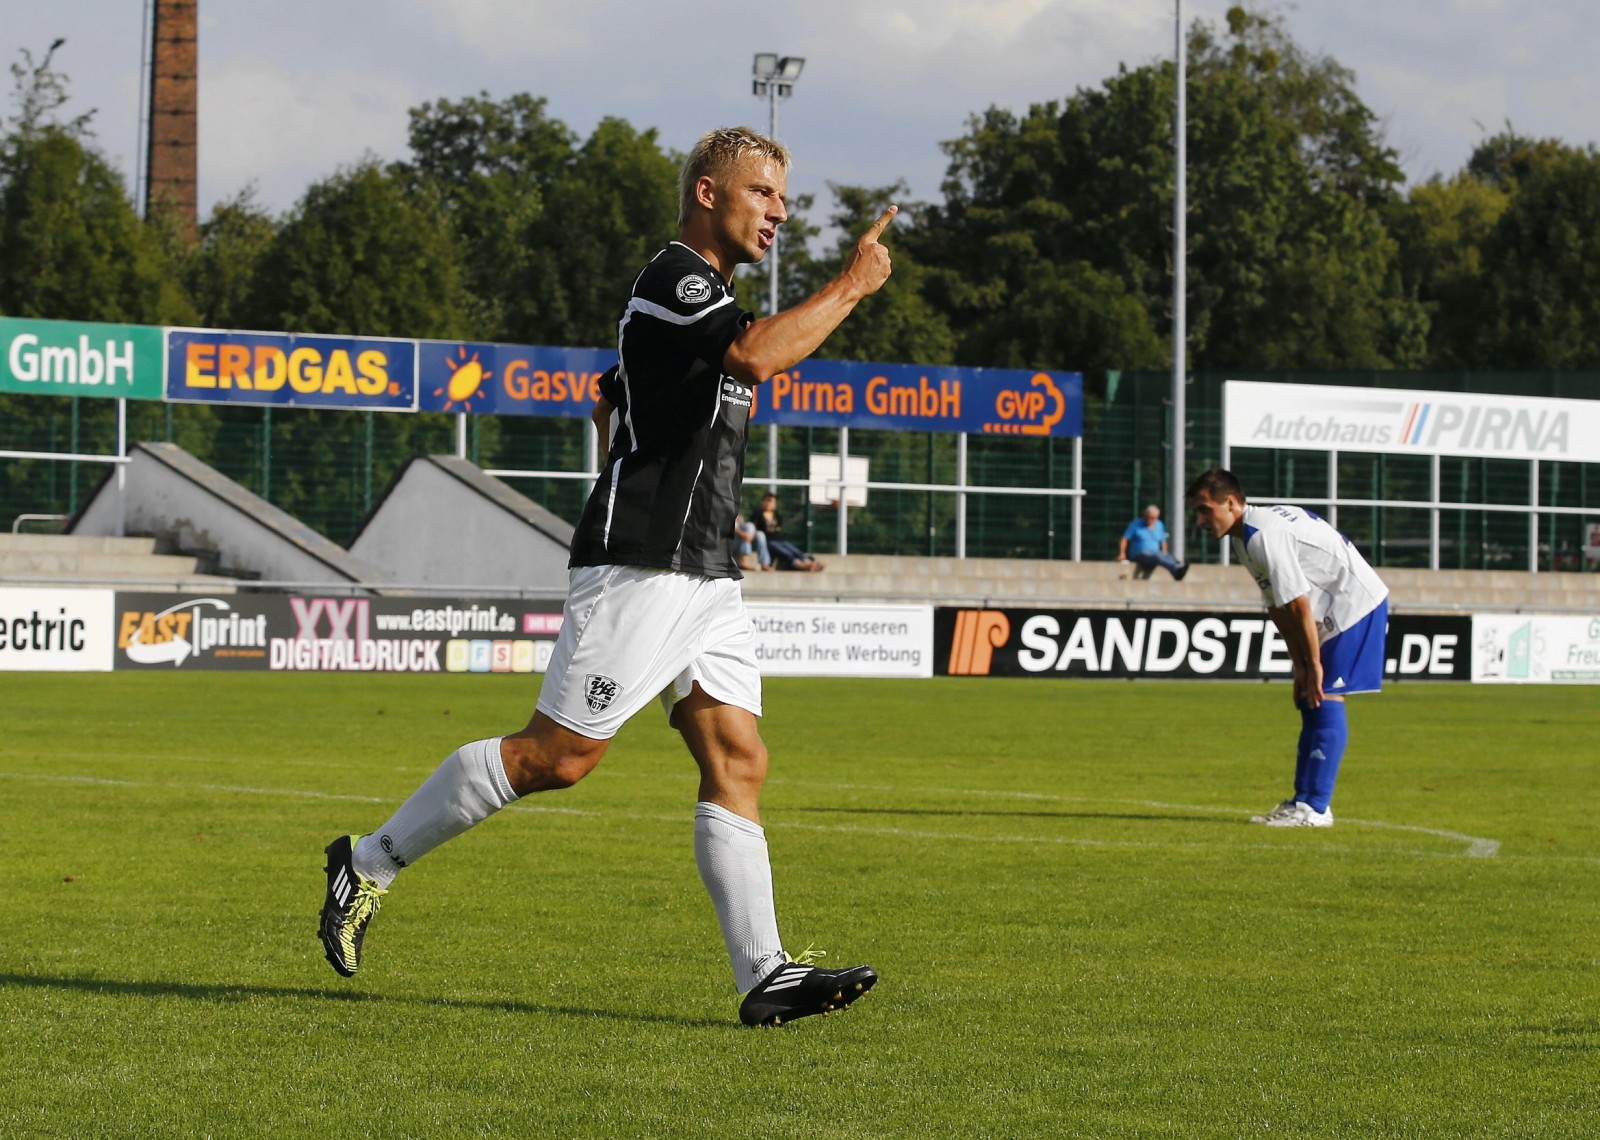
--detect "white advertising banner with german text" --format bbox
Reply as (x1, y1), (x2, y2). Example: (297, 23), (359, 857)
(0, 588), (116, 671)
(1472, 613), (1600, 684)
(748, 603), (932, 677)
(1225, 380), (1600, 463)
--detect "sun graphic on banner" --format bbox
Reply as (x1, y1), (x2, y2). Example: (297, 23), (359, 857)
(435, 346), (492, 412)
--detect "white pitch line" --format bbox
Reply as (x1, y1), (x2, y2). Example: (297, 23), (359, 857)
(1337, 817), (1500, 858)
(0, 770), (1511, 859)
(767, 778), (1509, 858)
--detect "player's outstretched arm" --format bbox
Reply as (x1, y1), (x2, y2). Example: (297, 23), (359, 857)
(722, 205), (897, 385)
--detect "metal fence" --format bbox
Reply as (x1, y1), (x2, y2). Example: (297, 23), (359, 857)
(4, 369), (1598, 571)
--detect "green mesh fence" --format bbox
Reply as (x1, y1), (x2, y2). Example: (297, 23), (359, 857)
(3, 370), (1598, 571)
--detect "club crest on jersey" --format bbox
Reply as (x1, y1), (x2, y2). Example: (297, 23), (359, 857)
(675, 274), (713, 304)
(584, 673), (622, 713)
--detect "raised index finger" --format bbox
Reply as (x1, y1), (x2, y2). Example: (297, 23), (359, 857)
(861, 203), (899, 241)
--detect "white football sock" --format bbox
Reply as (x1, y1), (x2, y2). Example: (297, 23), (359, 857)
(352, 737), (517, 887)
(694, 801), (786, 992)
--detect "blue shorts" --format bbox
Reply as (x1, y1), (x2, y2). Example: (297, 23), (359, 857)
(1320, 599), (1387, 696)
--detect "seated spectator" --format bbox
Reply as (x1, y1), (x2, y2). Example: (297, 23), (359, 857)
(1118, 504), (1188, 580)
(755, 492), (825, 572)
(733, 513), (772, 572)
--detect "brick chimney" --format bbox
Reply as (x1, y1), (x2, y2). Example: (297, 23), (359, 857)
(145, 0), (198, 236)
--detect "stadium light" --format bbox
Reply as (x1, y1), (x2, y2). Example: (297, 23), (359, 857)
(752, 52), (804, 492)
(752, 53), (804, 99)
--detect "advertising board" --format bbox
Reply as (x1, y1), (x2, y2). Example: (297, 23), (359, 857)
(937, 607), (1469, 681)
(0, 317), (165, 400)
(166, 329), (417, 411)
(112, 594), (564, 674)
(0, 588), (116, 671)
(1472, 614), (1600, 684)
(753, 361), (1083, 438)
(1225, 380), (1600, 464)
(415, 341), (612, 417)
(748, 603), (933, 678)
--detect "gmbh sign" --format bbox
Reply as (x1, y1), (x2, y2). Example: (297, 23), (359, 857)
(0, 317), (165, 400)
(1224, 380), (1600, 464)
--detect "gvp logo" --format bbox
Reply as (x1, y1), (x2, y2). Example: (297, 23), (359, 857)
(984, 372), (1066, 435)
(947, 610), (1011, 675)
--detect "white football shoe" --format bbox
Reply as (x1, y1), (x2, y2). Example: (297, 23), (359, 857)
(1263, 801), (1334, 828)
(1249, 799), (1300, 824)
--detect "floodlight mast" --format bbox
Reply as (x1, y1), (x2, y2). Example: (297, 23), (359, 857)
(1171, 2), (1188, 562)
(751, 53), (804, 490)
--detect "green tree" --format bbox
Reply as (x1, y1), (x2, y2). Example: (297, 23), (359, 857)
(1465, 129), (1571, 191)
(914, 4), (1423, 372)
(519, 117), (681, 346)
(242, 160), (469, 339)
(183, 189), (279, 330)
(0, 43), (192, 324)
(805, 184), (957, 366)
(401, 92), (574, 339)
(1391, 173), (1509, 367)
(1477, 146), (1600, 367)
(0, 44), (196, 529)
(233, 161), (474, 540)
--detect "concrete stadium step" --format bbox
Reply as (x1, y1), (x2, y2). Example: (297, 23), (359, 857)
(0, 533), (160, 556)
(0, 551), (206, 576)
(740, 554), (1600, 613)
(0, 533), (237, 593)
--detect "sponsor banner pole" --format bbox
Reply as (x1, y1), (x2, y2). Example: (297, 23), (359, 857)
(116, 397), (128, 537)
(956, 433), (968, 558)
(1072, 434), (1083, 562)
(1528, 460), (1539, 574)
(1329, 449), (1339, 533)
(1440, 451), (1452, 573)
(837, 427), (849, 556)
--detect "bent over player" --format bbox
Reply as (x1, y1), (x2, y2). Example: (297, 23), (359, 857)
(1187, 468), (1389, 827)
(319, 126), (898, 1025)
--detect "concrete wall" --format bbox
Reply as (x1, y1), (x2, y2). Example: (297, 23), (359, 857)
(73, 442), (381, 587)
(347, 456), (574, 590)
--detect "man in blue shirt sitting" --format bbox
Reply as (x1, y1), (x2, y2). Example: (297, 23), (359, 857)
(1118, 504), (1189, 580)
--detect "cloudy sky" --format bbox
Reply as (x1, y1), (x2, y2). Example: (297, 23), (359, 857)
(3, 1), (1596, 223)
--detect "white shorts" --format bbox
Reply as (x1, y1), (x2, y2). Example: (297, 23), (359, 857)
(535, 564), (763, 739)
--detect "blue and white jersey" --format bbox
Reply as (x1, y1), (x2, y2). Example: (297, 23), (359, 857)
(1232, 503), (1389, 640)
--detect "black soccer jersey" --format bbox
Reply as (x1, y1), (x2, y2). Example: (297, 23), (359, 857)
(569, 242), (757, 578)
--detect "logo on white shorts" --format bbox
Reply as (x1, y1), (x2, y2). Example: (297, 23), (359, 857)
(584, 673), (622, 713)
(675, 274), (712, 304)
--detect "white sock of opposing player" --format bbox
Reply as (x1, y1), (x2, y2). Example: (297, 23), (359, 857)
(694, 801), (786, 993)
(351, 737), (518, 888)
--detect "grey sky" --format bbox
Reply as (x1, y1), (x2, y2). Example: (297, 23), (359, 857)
(3, 1), (1596, 225)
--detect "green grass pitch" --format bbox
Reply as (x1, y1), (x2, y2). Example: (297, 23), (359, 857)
(2, 673), (1596, 1137)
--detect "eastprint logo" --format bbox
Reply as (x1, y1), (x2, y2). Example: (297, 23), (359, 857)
(675, 275), (713, 304)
